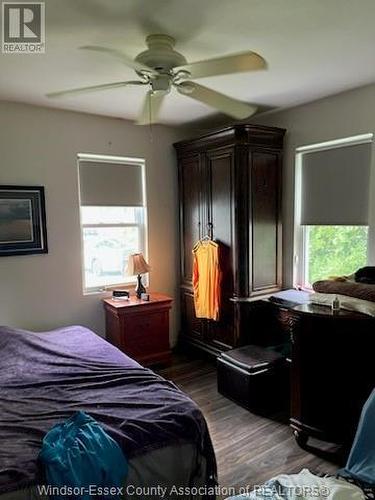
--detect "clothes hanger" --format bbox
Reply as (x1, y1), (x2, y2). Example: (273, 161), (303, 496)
(202, 223), (214, 243)
(193, 234), (209, 251)
(193, 235), (209, 251)
(193, 224), (217, 250)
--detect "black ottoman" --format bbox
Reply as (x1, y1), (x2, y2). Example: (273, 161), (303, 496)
(217, 345), (289, 412)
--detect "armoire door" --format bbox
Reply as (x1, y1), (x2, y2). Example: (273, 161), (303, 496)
(249, 150), (282, 295)
(178, 154), (206, 344)
(205, 148), (236, 349)
(180, 289), (205, 341)
(178, 154), (203, 285)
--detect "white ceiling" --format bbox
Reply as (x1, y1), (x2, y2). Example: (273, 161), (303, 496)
(1, 0), (375, 125)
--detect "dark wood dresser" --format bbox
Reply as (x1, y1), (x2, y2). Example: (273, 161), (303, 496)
(103, 293), (173, 367)
(246, 294), (375, 447)
(285, 302), (374, 447)
(174, 124), (285, 356)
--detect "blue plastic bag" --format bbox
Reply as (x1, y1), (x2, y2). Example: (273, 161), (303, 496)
(39, 411), (127, 499)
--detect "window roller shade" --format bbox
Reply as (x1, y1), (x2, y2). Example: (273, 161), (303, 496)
(300, 143), (372, 225)
(79, 161), (144, 207)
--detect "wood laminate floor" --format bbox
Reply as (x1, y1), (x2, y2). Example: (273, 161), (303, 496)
(158, 355), (341, 492)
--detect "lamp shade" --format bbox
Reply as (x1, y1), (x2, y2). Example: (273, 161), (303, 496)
(127, 253), (151, 276)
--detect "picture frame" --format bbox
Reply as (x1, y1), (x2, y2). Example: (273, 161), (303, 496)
(0, 186), (48, 256)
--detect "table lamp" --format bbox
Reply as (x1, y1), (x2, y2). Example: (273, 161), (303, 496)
(127, 253), (151, 299)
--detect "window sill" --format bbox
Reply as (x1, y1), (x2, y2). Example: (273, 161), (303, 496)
(83, 283), (135, 296)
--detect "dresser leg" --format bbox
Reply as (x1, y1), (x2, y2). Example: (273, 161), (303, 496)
(294, 429), (309, 448)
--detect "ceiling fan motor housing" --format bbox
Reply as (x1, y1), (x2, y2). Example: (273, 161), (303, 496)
(135, 34), (187, 74)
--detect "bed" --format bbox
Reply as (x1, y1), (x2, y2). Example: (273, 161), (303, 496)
(0, 325), (217, 499)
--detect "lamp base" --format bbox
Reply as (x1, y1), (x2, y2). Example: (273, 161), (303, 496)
(135, 274), (146, 299)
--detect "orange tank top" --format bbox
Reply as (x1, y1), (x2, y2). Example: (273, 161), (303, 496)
(192, 241), (221, 321)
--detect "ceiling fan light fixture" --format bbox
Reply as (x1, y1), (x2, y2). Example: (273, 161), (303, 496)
(151, 74), (172, 93)
(152, 89), (170, 97)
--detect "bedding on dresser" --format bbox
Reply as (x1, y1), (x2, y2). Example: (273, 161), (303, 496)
(0, 325), (216, 498)
(312, 279), (375, 302)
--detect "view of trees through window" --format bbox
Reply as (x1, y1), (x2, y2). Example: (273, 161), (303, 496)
(306, 225), (368, 286)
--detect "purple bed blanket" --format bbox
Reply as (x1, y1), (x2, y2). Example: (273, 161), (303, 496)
(0, 325), (216, 494)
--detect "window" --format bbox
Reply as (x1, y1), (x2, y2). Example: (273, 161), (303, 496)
(294, 134), (372, 289)
(78, 155), (147, 293)
(301, 225), (368, 287)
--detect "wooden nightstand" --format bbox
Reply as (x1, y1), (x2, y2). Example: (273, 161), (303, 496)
(103, 293), (173, 367)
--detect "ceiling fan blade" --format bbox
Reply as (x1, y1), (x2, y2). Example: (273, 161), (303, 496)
(174, 51), (266, 79)
(47, 80), (147, 98)
(177, 82), (257, 120)
(80, 45), (158, 76)
(137, 91), (166, 125)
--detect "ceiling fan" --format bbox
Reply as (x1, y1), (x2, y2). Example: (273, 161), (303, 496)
(47, 34), (267, 125)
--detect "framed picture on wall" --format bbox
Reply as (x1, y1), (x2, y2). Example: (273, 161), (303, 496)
(0, 186), (48, 256)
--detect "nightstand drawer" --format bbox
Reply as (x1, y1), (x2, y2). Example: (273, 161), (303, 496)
(124, 311), (169, 351)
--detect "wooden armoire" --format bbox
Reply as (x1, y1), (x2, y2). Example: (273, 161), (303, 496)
(174, 124), (285, 356)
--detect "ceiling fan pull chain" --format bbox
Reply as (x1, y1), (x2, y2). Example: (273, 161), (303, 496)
(149, 92), (153, 142)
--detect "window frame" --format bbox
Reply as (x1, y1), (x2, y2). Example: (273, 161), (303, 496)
(77, 154), (148, 295)
(294, 133), (373, 290)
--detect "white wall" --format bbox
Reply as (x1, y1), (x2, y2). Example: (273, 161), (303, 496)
(253, 83), (375, 286)
(0, 102), (183, 344)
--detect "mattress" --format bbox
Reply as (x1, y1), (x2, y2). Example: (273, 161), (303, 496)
(0, 325), (216, 497)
